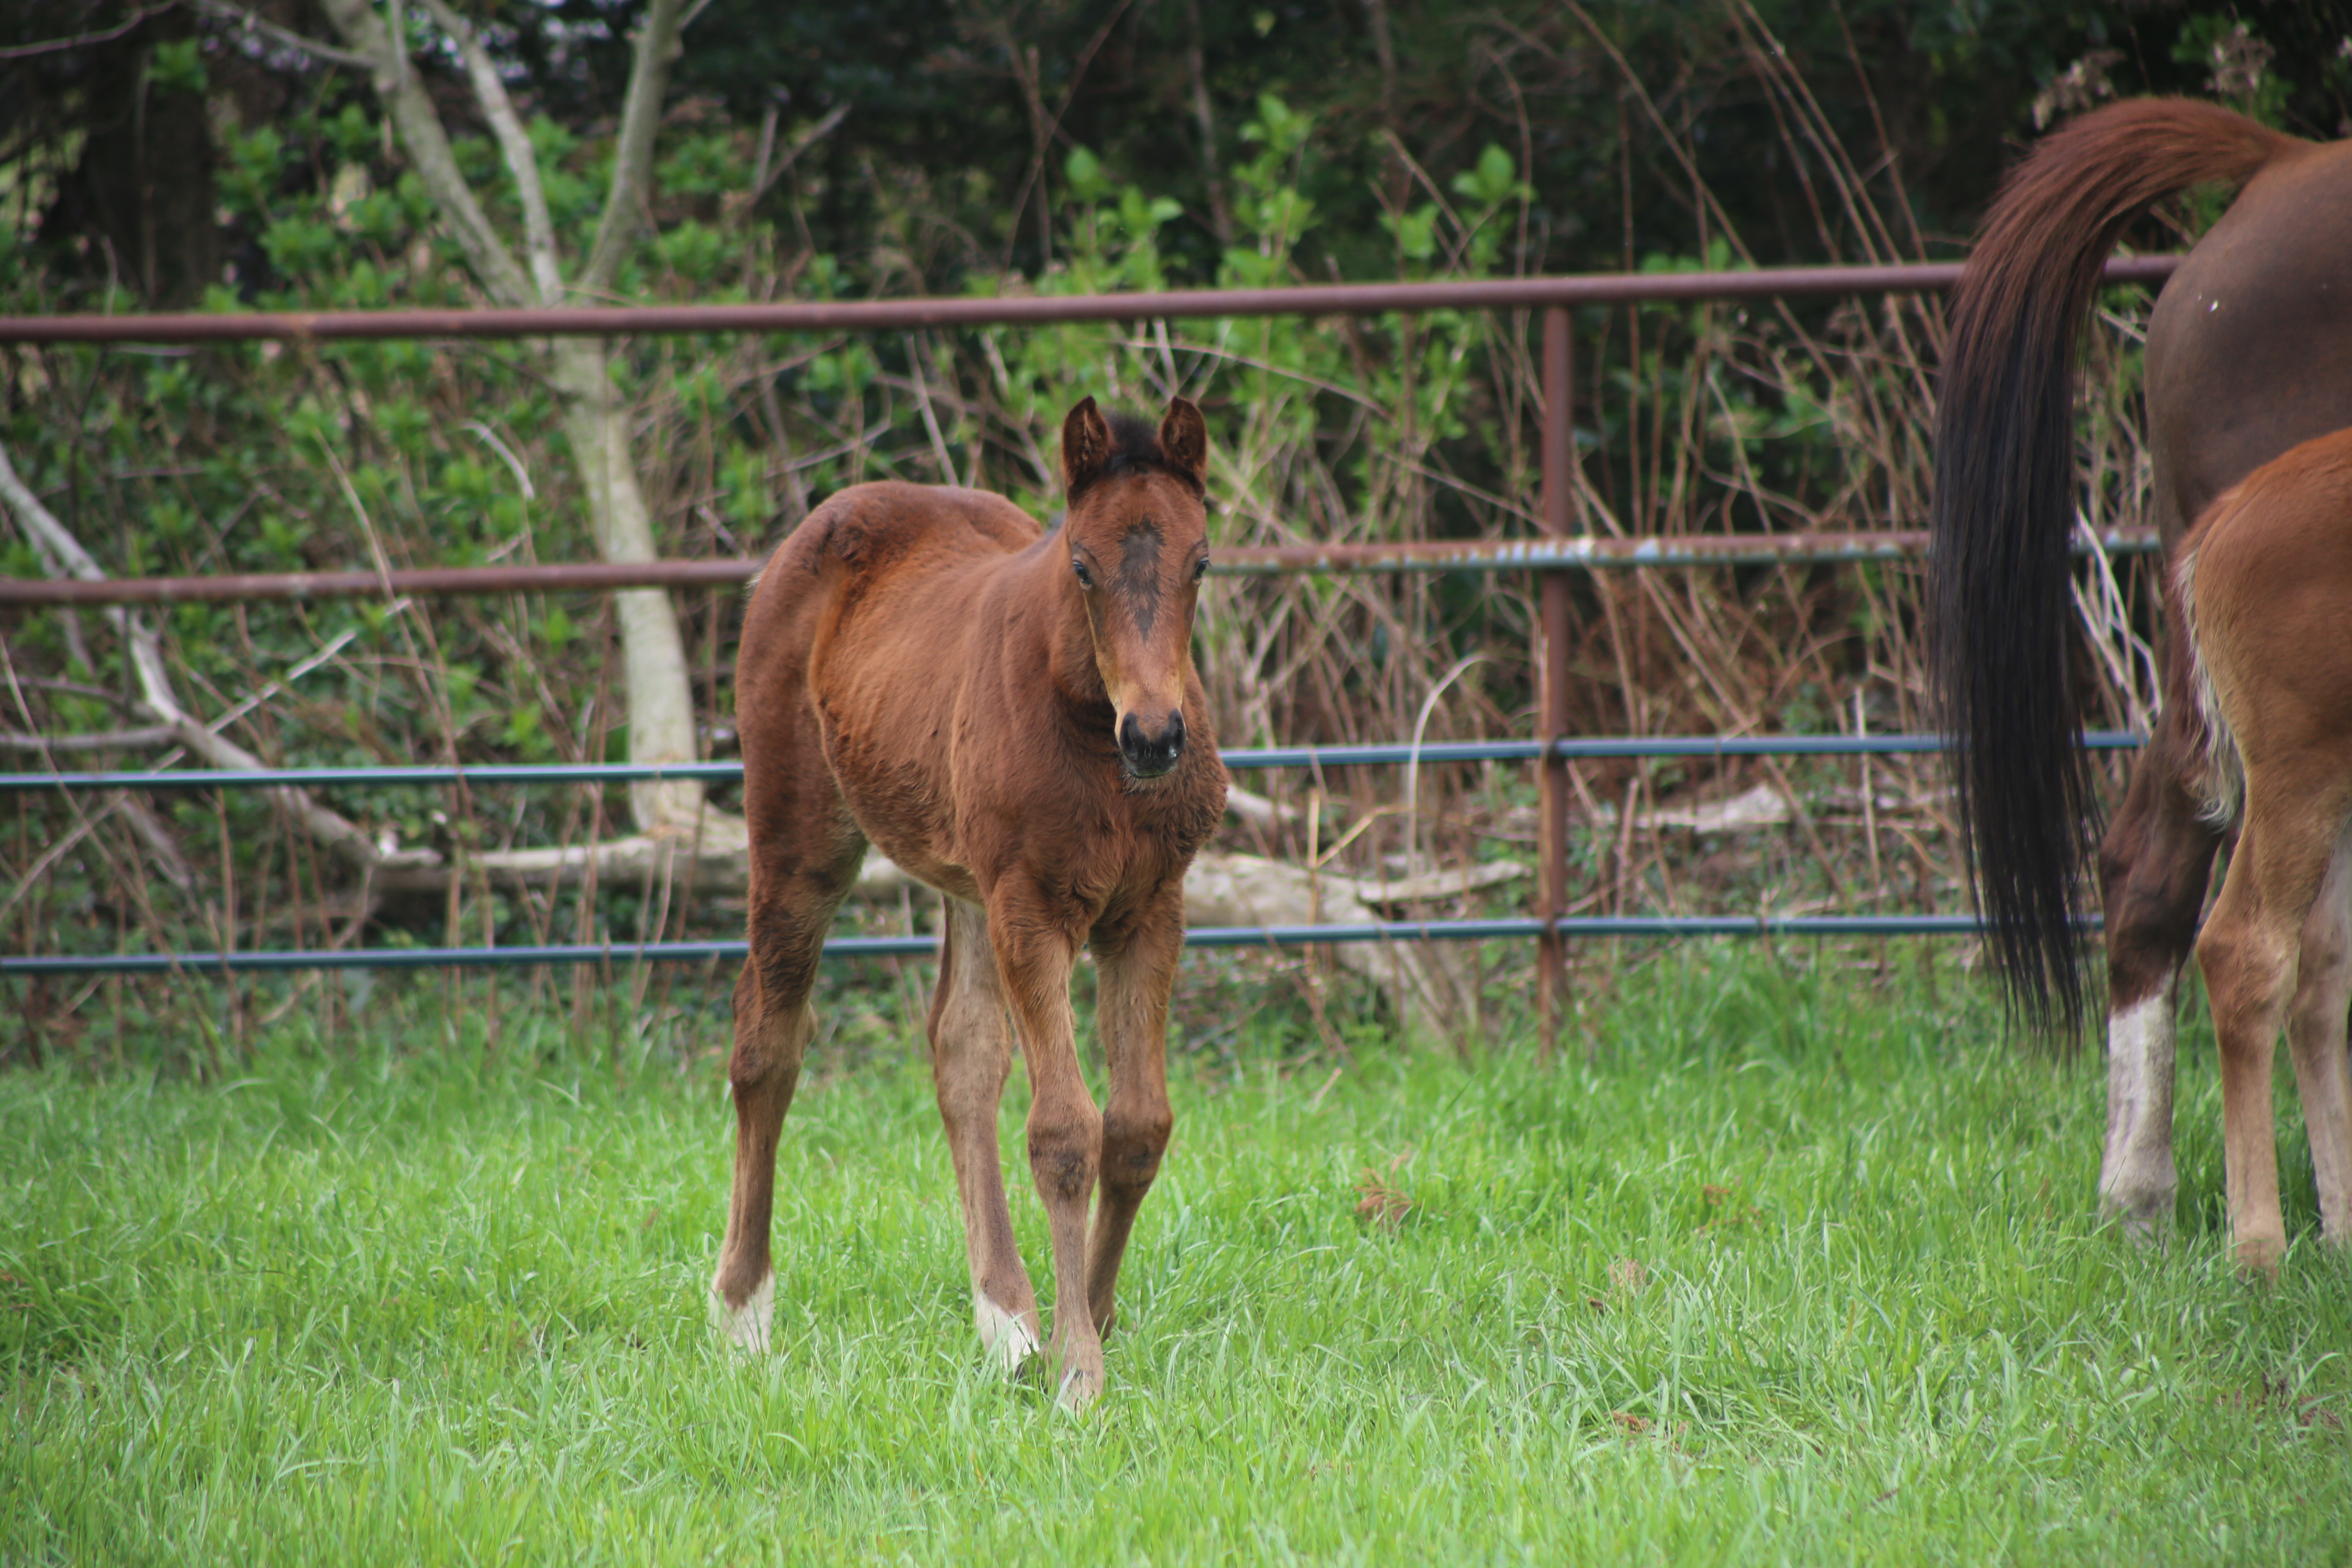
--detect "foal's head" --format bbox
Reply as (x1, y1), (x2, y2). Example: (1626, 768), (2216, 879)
(1058, 396), (1211, 779)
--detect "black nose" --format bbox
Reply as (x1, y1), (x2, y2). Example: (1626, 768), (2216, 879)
(1118, 708), (1186, 777)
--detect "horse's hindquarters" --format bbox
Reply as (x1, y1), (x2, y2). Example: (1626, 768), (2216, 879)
(2146, 139), (2352, 542)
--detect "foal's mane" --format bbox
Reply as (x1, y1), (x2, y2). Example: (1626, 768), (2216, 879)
(1071, 412), (1207, 501)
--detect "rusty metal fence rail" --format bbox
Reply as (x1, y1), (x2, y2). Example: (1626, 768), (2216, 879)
(0, 526), (2161, 607)
(0, 255), (2181, 1052)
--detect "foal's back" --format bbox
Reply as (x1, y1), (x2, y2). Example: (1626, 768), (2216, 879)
(740, 479), (1040, 700)
(2182, 426), (2352, 781)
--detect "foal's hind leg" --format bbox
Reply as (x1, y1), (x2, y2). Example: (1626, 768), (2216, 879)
(710, 802), (863, 1351)
(2285, 827), (2352, 1246)
(1085, 895), (1183, 1338)
(928, 896), (1042, 1371)
(2096, 713), (2223, 1241)
(711, 959), (812, 1350)
(2194, 773), (2351, 1274)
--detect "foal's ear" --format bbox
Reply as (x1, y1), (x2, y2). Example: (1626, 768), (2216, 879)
(1159, 396), (1208, 484)
(1062, 396), (1113, 499)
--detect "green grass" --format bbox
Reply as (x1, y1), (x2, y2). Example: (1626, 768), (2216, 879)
(3, 946), (2349, 1565)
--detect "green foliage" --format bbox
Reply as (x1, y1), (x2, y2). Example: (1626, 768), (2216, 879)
(2170, 15), (2293, 127)
(0, 0), (2208, 995)
(147, 38), (206, 96)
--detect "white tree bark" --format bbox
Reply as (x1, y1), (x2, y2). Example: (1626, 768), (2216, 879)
(546, 337), (713, 835)
(310, 0), (711, 837)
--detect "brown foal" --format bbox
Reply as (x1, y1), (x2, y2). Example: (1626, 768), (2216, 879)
(2174, 425), (2352, 1271)
(709, 396), (1226, 1409)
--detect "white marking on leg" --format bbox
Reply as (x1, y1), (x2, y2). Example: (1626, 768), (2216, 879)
(708, 1270), (775, 1353)
(2100, 985), (2180, 1243)
(973, 1292), (1039, 1374)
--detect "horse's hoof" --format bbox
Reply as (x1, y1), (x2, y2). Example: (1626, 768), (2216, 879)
(2098, 1178), (2177, 1250)
(2113, 1209), (2171, 1251)
(708, 1270), (775, 1353)
(975, 1293), (1041, 1375)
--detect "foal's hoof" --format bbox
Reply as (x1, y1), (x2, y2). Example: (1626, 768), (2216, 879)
(975, 1293), (1042, 1376)
(2231, 1234), (2285, 1279)
(2098, 1185), (2176, 1250)
(708, 1270), (775, 1353)
(1053, 1343), (1105, 1413)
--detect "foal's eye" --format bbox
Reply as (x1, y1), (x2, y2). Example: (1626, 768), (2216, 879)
(1191, 556), (1209, 583)
(1071, 557), (1094, 588)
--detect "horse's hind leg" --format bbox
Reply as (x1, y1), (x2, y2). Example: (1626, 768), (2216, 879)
(710, 784), (862, 1351)
(2194, 770), (2349, 1273)
(928, 896), (1042, 1371)
(2285, 824), (2352, 1246)
(2096, 695), (2223, 1240)
(1085, 895), (1182, 1338)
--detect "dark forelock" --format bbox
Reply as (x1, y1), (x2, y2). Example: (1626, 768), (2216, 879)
(1074, 410), (1206, 499)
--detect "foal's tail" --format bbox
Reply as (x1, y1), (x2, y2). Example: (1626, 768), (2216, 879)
(2171, 541), (2242, 831)
(1929, 98), (2301, 1029)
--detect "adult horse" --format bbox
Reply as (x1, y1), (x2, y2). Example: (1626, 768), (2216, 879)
(2171, 425), (2352, 1270)
(709, 397), (1227, 1408)
(1932, 98), (2352, 1249)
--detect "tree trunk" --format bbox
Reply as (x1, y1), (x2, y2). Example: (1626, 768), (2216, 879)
(546, 336), (710, 836)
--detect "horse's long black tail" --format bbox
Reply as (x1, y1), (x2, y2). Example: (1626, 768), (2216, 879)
(1930, 98), (2297, 1031)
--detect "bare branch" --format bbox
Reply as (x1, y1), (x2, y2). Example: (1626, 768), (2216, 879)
(0, 726), (180, 751)
(739, 103), (849, 218)
(310, 0), (539, 307)
(158, 718), (428, 869)
(0, 805), (117, 928)
(579, 0), (686, 294)
(0, 3), (180, 60)
(120, 795), (198, 893)
(373, 829), (746, 895)
(7, 676), (140, 710)
(0, 437), (428, 874)
(187, 0), (371, 67)
(0, 439), (183, 721)
(412, 0), (563, 303)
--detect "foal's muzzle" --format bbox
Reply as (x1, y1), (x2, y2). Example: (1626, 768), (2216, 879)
(1118, 709), (1186, 778)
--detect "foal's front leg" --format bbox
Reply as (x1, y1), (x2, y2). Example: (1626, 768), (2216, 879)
(988, 893), (1104, 1410)
(927, 897), (1042, 1372)
(1086, 898), (1183, 1337)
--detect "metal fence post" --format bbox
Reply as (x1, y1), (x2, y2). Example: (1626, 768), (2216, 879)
(1537, 307), (1574, 1065)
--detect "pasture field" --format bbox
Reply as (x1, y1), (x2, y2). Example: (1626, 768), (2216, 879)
(3, 945), (2348, 1566)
